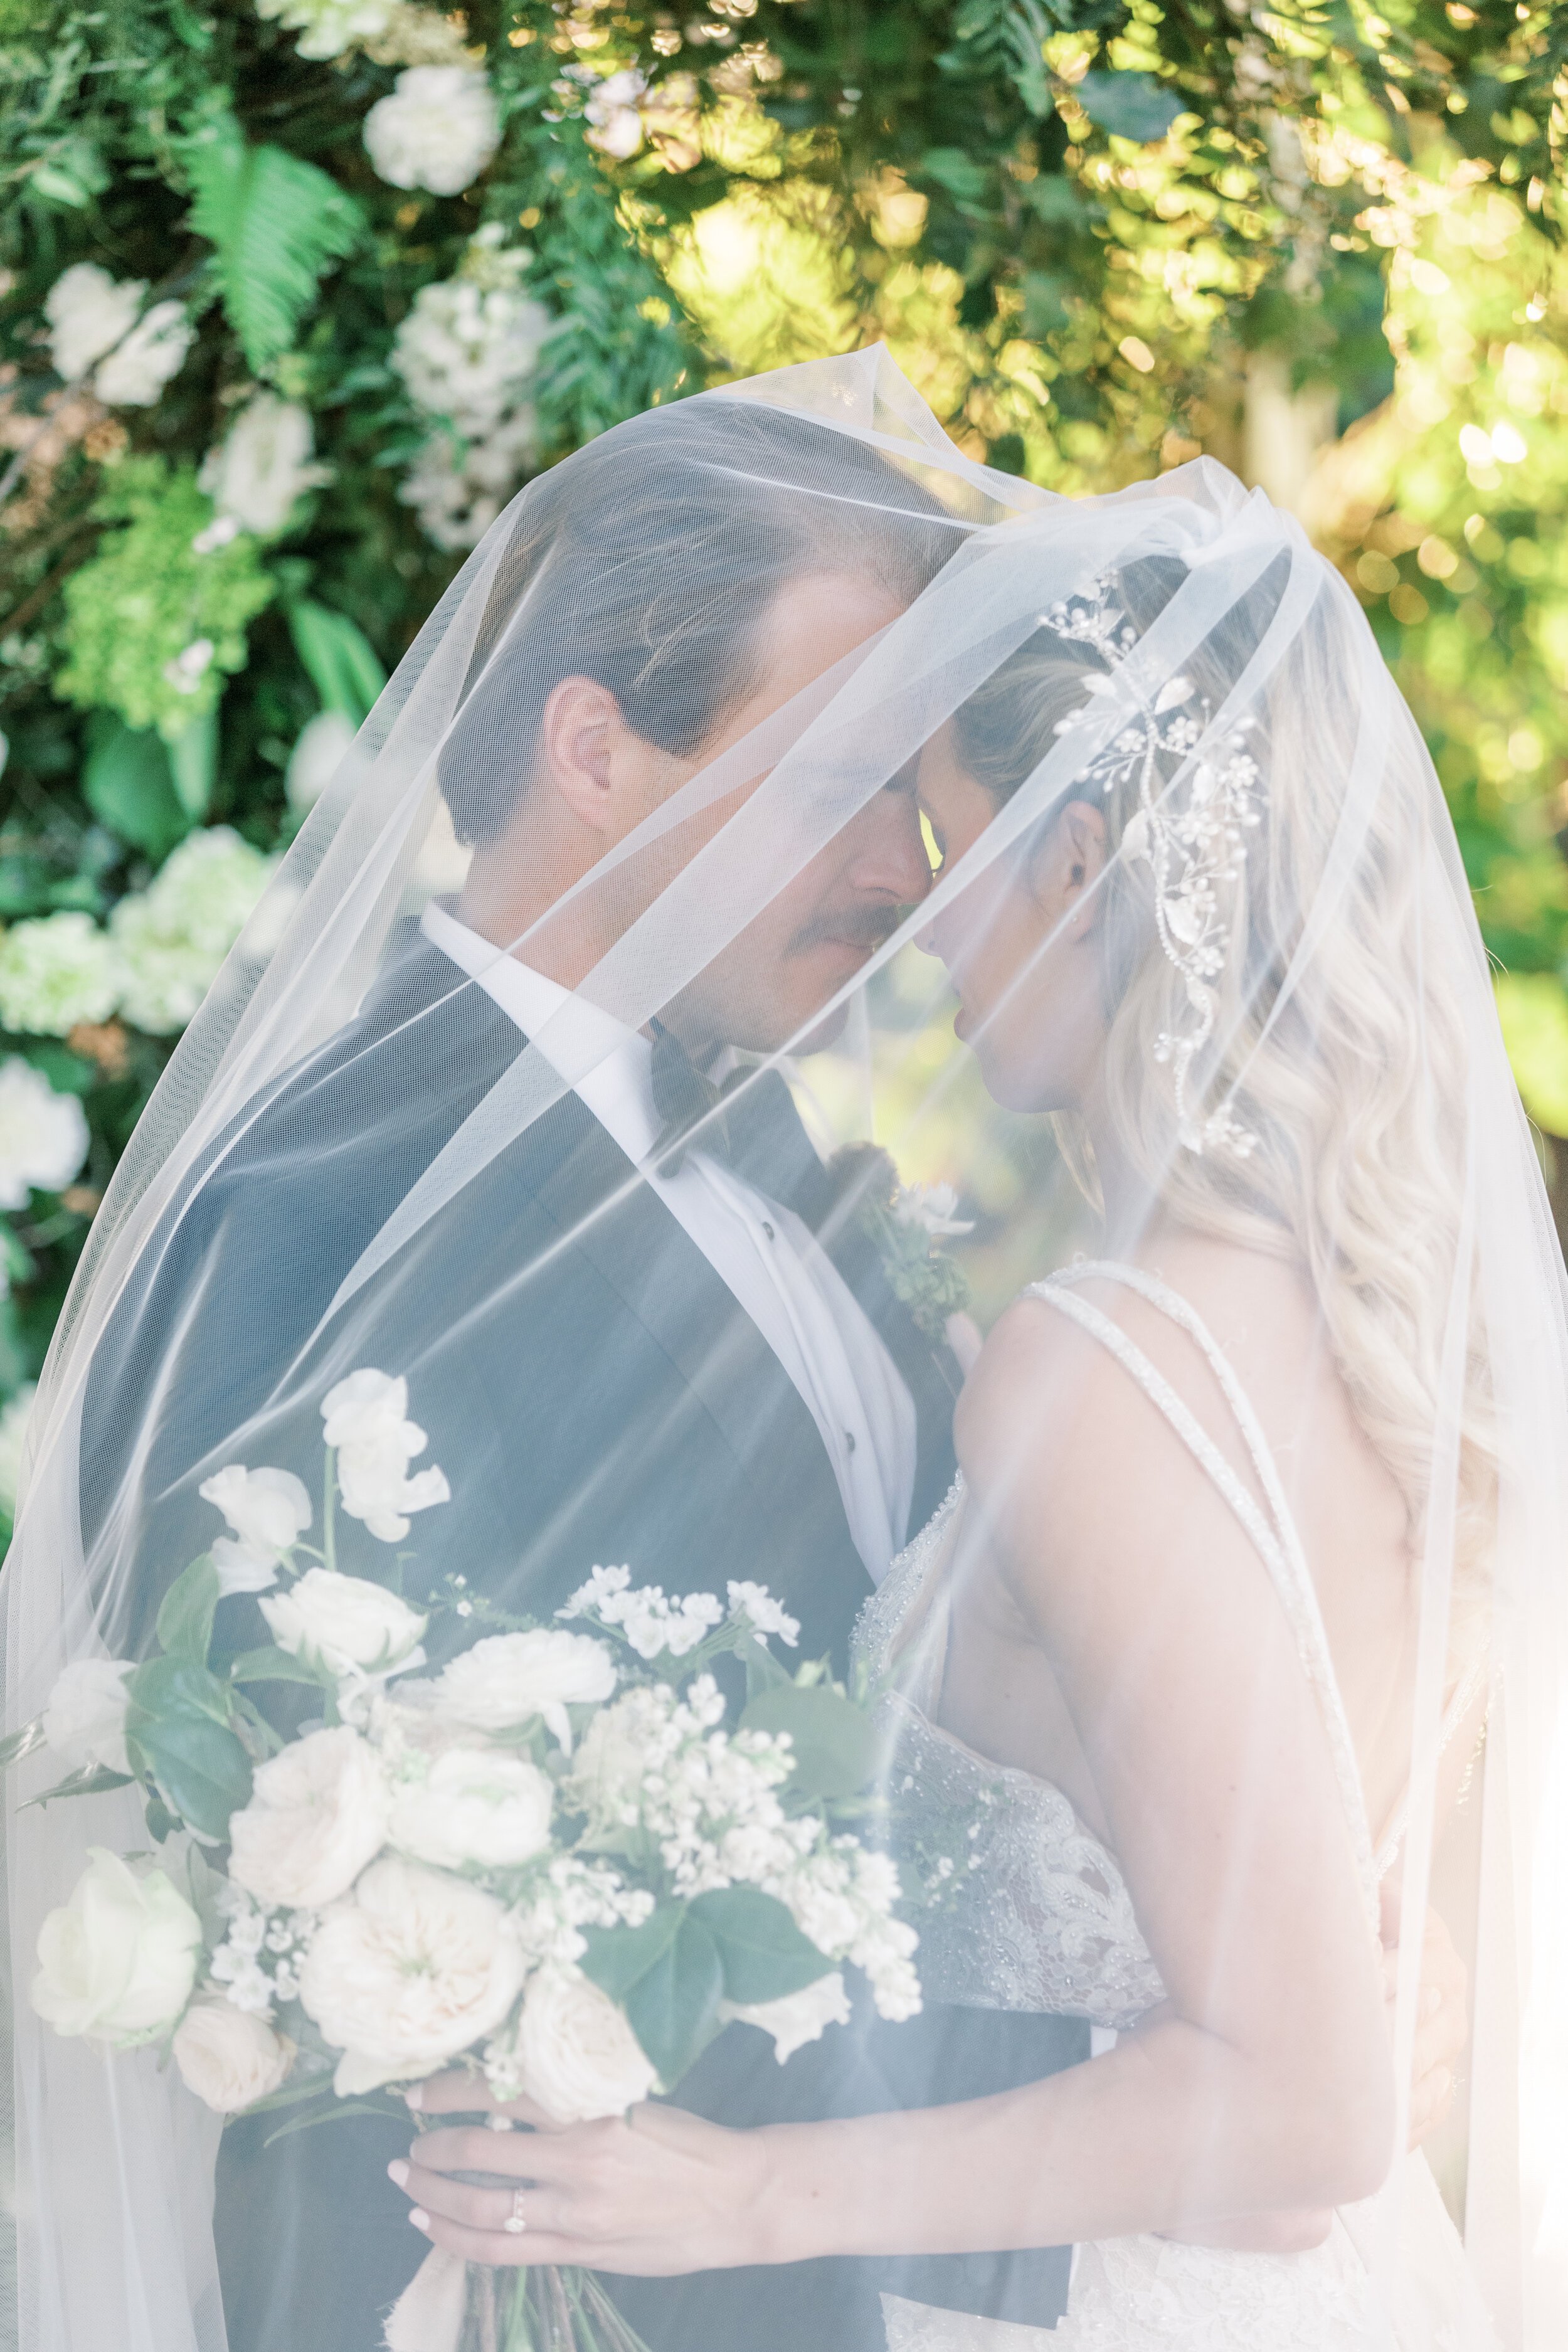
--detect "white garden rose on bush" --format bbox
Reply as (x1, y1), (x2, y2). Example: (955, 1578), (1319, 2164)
(0, 1056), (90, 1210)
(92, 299), (193, 408)
(228, 1724), (390, 1910)
(506, 1963), (658, 2121)
(172, 1996), (296, 2113)
(31, 1848), (202, 2045)
(260, 1567), (428, 1682)
(199, 1463), (313, 1594)
(285, 708), (356, 815)
(363, 65), (499, 196)
(42, 1657), (134, 1775)
(199, 395), (331, 539)
(43, 262), (142, 381)
(433, 1628), (616, 1752)
(320, 1368), (450, 1542)
(388, 1747), (554, 1871)
(0, 911), (122, 1036)
(300, 1853), (527, 2094)
(718, 1970), (851, 2065)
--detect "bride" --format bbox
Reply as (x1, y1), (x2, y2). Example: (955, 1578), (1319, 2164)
(386, 484), (1558, 2346)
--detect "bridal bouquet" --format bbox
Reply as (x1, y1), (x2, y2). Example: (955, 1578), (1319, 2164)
(6, 1369), (921, 2351)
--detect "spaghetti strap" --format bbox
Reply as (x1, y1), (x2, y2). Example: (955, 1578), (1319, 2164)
(1027, 1260), (1380, 1929)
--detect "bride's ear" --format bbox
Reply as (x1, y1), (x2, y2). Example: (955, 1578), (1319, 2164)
(1031, 800), (1108, 938)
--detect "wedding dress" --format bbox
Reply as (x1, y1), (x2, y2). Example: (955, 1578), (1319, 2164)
(855, 1259), (1500, 2352)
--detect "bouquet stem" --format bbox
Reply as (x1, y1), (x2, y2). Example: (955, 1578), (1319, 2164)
(458, 2264), (652, 2352)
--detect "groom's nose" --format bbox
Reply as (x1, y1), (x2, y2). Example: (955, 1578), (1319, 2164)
(842, 778), (934, 913)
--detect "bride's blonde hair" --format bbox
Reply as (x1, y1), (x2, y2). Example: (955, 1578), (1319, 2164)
(955, 559), (1496, 1619)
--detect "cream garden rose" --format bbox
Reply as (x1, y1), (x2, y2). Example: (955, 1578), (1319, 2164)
(299, 1854), (527, 2094)
(506, 1963), (659, 2121)
(42, 1657), (134, 1774)
(433, 1628), (616, 1752)
(388, 1747), (554, 1872)
(31, 1849), (202, 2046)
(228, 1724), (390, 1910)
(260, 1567), (428, 1682)
(172, 1996), (295, 2113)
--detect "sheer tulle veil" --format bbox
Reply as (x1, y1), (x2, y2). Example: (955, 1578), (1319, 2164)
(1, 346), (1564, 2349)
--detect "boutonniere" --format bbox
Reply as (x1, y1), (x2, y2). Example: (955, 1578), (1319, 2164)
(826, 1144), (974, 1344)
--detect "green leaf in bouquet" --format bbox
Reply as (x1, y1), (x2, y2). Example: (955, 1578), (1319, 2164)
(739, 1683), (884, 1803)
(578, 1903), (684, 2003)
(262, 2095), (406, 2148)
(21, 1764), (135, 1809)
(127, 1657), (253, 1840)
(622, 1914), (724, 2091)
(741, 1638), (792, 1703)
(687, 1887), (834, 2006)
(0, 1716), (46, 1769)
(228, 1645), (332, 1690)
(156, 1554), (221, 1666)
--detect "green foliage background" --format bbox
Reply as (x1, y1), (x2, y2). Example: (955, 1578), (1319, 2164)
(0, 0), (1563, 1471)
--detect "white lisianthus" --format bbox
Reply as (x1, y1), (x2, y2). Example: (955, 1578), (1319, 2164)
(506, 1963), (658, 2120)
(299, 1854), (527, 2094)
(363, 66), (500, 196)
(44, 262), (144, 381)
(0, 1057), (89, 1210)
(172, 1996), (296, 2113)
(111, 827), (278, 1035)
(433, 1629), (616, 1753)
(719, 1969), (850, 2064)
(93, 299), (193, 408)
(199, 395), (331, 538)
(0, 911), (122, 1036)
(725, 1581), (800, 1648)
(42, 1657), (135, 1775)
(581, 68), (648, 161)
(228, 1724), (391, 1911)
(199, 1464), (314, 1596)
(285, 709), (356, 815)
(389, 1747), (554, 1871)
(31, 1849), (202, 2046)
(260, 1567), (428, 1684)
(0, 1380), (34, 1519)
(320, 1369), (450, 1543)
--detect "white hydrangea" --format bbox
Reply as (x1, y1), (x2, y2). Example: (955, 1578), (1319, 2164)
(391, 233), (551, 551)
(111, 827), (278, 1036)
(44, 263), (141, 383)
(363, 66), (499, 196)
(0, 1382), (35, 1519)
(92, 300), (194, 409)
(0, 1057), (89, 1210)
(0, 912), (122, 1037)
(199, 396), (331, 539)
(255, 0), (400, 58)
(398, 416), (538, 552)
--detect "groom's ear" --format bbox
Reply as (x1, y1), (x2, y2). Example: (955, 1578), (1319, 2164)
(539, 675), (623, 835)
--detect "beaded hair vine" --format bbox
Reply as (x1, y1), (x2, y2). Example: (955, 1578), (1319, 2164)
(1041, 576), (1264, 1158)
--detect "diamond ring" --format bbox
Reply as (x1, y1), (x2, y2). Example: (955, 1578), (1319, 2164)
(502, 2190), (527, 2237)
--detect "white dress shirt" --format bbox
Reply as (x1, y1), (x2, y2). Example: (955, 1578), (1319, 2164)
(421, 903), (916, 1582)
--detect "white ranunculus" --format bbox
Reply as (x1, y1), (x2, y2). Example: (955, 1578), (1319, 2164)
(0, 911), (122, 1037)
(389, 1747), (554, 1872)
(433, 1629), (616, 1753)
(300, 1853), (527, 2093)
(285, 709), (356, 815)
(320, 1369), (450, 1543)
(44, 262), (142, 381)
(42, 1657), (135, 1775)
(228, 1724), (390, 1911)
(260, 1567), (428, 1683)
(31, 1849), (202, 2046)
(364, 66), (499, 197)
(0, 1056), (89, 1210)
(509, 1964), (658, 2121)
(0, 1380), (34, 1519)
(199, 395), (331, 538)
(93, 299), (193, 408)
(172, 1996), (296, 2112)
(199, 1464), (313, 1596)
(719, 1970), (850, 2065)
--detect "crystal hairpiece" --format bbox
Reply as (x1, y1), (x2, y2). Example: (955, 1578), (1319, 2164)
(1042, 577), (1263, 1158)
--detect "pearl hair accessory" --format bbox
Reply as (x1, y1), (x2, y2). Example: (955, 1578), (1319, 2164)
(1043, 577), (1264, 1158)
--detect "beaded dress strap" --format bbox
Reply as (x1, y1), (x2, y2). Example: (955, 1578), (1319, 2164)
(1026, 1259), (1380, 1933)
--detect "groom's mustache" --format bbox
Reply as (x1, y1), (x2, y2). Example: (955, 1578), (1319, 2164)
(788, 903), (904, 960)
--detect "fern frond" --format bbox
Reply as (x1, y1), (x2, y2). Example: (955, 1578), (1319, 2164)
(187, 118), (364, 372)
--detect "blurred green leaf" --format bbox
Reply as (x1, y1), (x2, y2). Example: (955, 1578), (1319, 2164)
(286, 600), (386, 726)
(82, 716), (191, 860)
(1075, 72), (1185, 145)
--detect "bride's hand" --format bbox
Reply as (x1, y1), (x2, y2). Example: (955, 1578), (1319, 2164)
(389, 2100), (773, 2274)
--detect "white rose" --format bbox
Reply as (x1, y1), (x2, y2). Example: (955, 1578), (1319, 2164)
(31, 1849), (202, 2046)
(320, 1369), (450, 1544)
(0, 1057), (89, 1210)
(199, 395), (331, 538)
(389, 1747), (554, 1872)
(199, 1464), (313, 1596)
(172, 1996), (296, 2113)
(285, 709), (356, 815)
(507, 1964), (657, 2121)
(363, 66), (500, 197)
(433, 1629), (616, 1753)
(228, 1724), (390, 1911)
(42, 1658), (134, 1775)
(299, 1854), (527, 2094)
(44, 262), (142, 380)
(93, 299), (193, 408)
(719, 1971), (850, 2065)
(260, 1567), (427, 1682)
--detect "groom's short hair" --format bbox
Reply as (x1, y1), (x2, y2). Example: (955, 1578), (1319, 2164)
(440, 397), (961, 846)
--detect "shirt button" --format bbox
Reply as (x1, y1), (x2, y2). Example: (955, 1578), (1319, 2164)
(845, 1429), (857, 1453)
(761, 1221), (775, 1240)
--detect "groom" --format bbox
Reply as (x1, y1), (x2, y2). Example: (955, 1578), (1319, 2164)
(80, 395), (1089, 2352)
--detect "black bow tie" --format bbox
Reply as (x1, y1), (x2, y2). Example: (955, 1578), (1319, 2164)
(648, 1019), (741, 1173)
